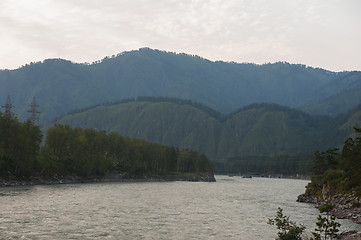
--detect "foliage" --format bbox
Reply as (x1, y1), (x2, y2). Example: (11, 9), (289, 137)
(57, 99), (351, 173)
(2, 48), (361, 175)
(267, 207), (306, 240)
(0, 112), (213, 179)
(268, 207), (341, 240)
(0, 113), (42, 177)
(305, 127), (361, 196)
(312, 148), (339, 176)
(40, 124), (213, 178)
(311, 203), (340, 240)
(311, 215), (340, 240)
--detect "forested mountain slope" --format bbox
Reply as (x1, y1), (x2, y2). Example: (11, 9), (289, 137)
(56, 98), (360, 160)
(336, 104), (361, 133)
(1, 48), (360, 122)
(300, 71), (361, 116)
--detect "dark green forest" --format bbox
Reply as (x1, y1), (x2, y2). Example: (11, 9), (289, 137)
(57, 98), (361, 168)
(1, 48), (361, 122)
(304, 127), (361, 196)
(0, 113), (214, 181)
(1, 99), (361, 177)
(0, 114), (42, 177)
(1, 48), (360, 177)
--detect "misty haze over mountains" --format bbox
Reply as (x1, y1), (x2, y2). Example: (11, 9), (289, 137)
(1, 47), (361, 173)
(1, 48), (361, 123)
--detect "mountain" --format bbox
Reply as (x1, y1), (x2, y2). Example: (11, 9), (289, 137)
(54, 98), (360, 160)
(336, 104), (361, 134)
(300, 71), (361, 116)
(1, 48), (360, 122)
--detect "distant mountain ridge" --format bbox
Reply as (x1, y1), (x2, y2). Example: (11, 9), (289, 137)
(299, 71), (361, 116)
(1, 48), (360, 122)
(55, 97), (361, 160)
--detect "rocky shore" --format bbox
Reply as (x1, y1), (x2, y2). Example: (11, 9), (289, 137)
(0, 172), (216, 187)
(297, 192), (361, 224)
(339, 230), (361, 240)
(297, 192), (361, 239)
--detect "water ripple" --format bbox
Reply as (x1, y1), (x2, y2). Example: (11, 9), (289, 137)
(0, 177), (360, 239)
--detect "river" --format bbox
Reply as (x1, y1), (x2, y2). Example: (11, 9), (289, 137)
(1, 176), (360, 239)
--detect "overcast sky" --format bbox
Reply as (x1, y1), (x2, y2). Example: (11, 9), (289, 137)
(0, 0), (360, 71)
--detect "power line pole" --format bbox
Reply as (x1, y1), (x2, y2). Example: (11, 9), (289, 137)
(1, 95), (15, 116)
(27, 96), (40, 124)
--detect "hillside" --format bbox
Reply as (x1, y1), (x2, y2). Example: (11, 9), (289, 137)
(336, 104), (361, 134)
(55, 98), (359, 161)
(1, 48), (360, 122)
(300, 72), (361, 116)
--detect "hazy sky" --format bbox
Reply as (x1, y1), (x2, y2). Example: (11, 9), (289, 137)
(0, 0), (360, 71)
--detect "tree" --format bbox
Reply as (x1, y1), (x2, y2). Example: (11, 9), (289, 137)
(268, 207), (306, 240)
(0, 114), (42, 177)
(311, 203), (340, 240)
(268, 206), (341, 240)
(312, 148), (339, 176)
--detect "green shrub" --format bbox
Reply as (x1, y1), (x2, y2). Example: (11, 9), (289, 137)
(268, 207), (306, 240)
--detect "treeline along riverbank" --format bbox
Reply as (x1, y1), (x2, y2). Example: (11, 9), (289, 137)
(0, 113), (215, 185)
(297, 127), (361, 224)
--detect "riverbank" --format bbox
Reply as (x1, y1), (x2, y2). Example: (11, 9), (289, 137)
(0, 172), (216, 187)
(297, 192), (361, 225)
(340, 230), (361, 239)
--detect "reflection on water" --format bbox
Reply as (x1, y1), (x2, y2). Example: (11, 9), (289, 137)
(0, 176), (360, 239)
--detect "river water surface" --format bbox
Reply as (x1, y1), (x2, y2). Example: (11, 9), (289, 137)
(1, 176), (360, 239)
